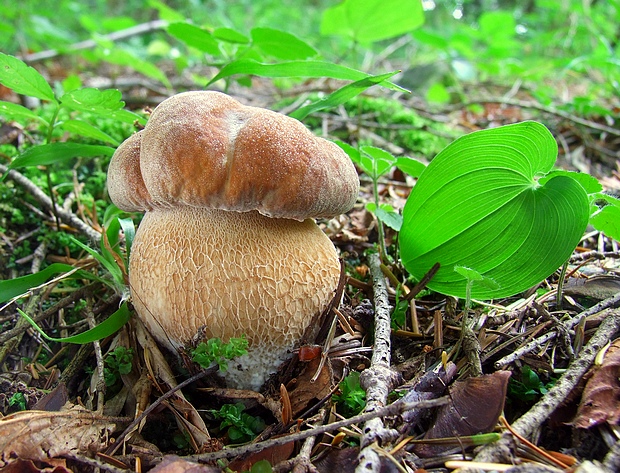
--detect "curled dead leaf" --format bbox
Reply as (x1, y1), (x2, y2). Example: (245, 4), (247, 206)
(0, 404), (118, 467)
(574, 339), (620, 429)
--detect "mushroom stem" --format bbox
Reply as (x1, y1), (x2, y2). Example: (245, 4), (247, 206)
(129, 207), (341, 389)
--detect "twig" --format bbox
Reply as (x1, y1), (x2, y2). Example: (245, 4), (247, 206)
(475, 308), (620, 463)
(357, 253), (401, 473)
(184, 397), (449, 463)
(85, 299), (106, 412)
(494, 292), (620, 369)
(0, 164), (101, 242)
(20, 20), (169, 63)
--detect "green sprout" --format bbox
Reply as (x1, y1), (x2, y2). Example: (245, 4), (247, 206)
(209, 402), (265, 443)
(332, 371), (366, 417)
(190, 336), (249, 372)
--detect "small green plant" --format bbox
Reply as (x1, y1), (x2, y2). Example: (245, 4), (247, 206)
(209, 402), (265, 443)
(191, 337), (249, 372)
(332, 371), (366, 417)
(337, 142), (425, 261)
(508, 366), (557, 402)
(8, 392), (27, 411)
(104, 346), (134, 387)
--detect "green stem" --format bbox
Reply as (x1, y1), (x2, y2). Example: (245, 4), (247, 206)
(45, 103), (62, 230)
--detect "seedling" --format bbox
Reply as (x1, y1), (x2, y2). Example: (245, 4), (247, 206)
(333, 371), (366, 417)
(190, 337), (249, 372)
(8, 392), (26, 411)
(338, 142), (425, 261)
(104, 347), (134, 387)
(209, 402), (265, 443)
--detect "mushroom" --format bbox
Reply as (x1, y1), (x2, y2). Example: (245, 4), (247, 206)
(107, 91), (359, 390)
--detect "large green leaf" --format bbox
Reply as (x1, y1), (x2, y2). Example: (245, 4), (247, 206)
(400, 121), (589, 299)
(0, 53), (56, 102)
(0, 263), (75, 303)
(0, 101), (49, 125)
(321, 0), (424, 43)
(60, 88), (125, 114)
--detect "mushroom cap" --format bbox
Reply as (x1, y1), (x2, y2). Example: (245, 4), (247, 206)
(107, 91), (359, 221)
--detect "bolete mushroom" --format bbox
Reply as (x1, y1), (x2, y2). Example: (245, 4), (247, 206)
(107, 91), (359, 390)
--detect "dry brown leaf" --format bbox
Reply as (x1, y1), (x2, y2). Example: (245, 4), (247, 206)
(286, 356), (334, 417)
(413, 370), (511, 458)
(149, 455), (220, 472)
(574, 339), (620, 429)
(0, 404), (117, 466)
(0, 457), (71, 473)
(135, 319), (212, 451)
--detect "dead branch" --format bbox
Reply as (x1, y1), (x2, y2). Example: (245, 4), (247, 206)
(0, 164), (102, 243)
(184, 396), (448, 464)
(356, 253), (401, 473)
(495, 292), (620, 369)
(19, 20), (169, 63)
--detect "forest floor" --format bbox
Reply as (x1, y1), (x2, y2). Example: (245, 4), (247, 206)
(1, 70), (620, 473)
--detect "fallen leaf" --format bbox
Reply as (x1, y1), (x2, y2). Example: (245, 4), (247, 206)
(574, 339), (620, 429)
(0, 458), (71, 473)
(149, 455), (220, 472)
(0, 404), (117, 466)
(413, 370), (511, 458)
(227, 438), (295, 472)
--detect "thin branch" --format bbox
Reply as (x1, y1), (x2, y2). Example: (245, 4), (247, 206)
(0, 164), (101, 243)
(20, 20), (169, 63)
(357, 252), (400, 473)
(184, 396), (448, 464)
(494, 292), (620, 369)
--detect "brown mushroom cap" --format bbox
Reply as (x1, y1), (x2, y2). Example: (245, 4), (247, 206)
(108, 91), (359, 221)
(106, 91), (359, 390)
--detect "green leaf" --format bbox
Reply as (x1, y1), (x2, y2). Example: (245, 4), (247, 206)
(167, 22), (220, 56)
(60, 88), (125, 114)
(400, 121), (590, 299)
(206, 59), (407, 92)
(321, 0), (424, 43)
(0, 53), (56, 102)
(250, 27), (317, 60)
(359, 145), (396, 179)
(0, 101), (49, 125)
(213, 27), (249, 44)
(10, 143), (115, 169)
(366, 202), (402, 231)
(590, 199), (620, 241)
(17, 302), (131, 344)
(289, 71), (401, 120)
(396, 156), (426, 178)
(59, 120), (120, 145)
(0, 263), (76, 303)
(98, 48), (171, 88)
(539, 169), (602, 194)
